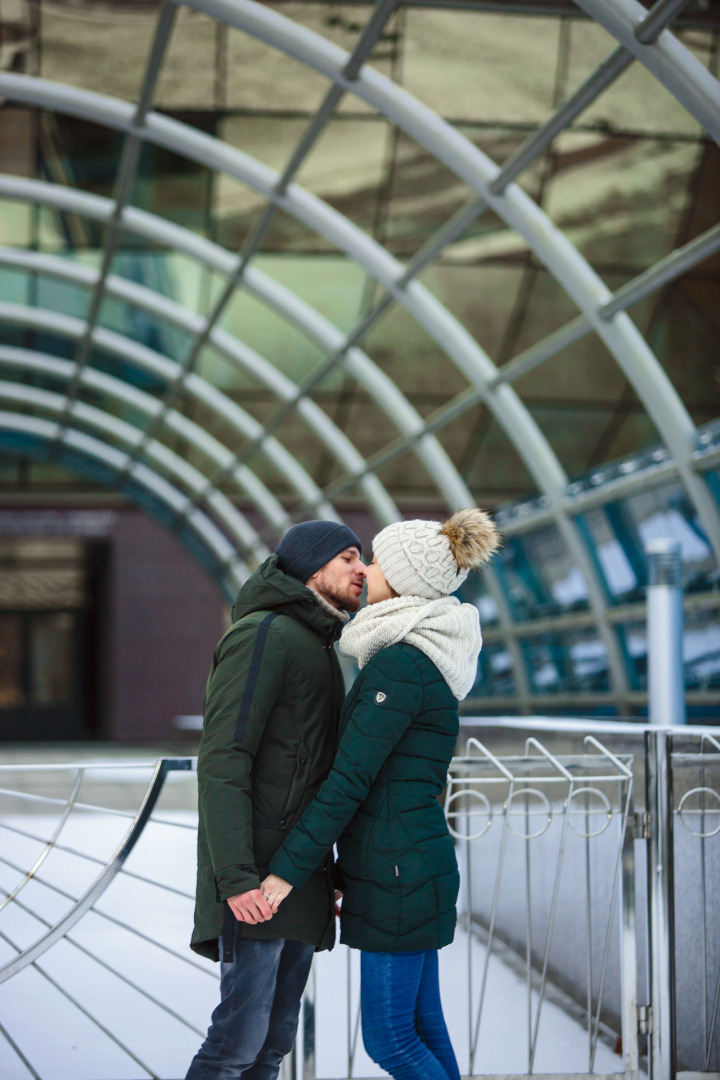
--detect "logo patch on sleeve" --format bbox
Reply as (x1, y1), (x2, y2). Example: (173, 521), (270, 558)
(375, 691), (387, 704)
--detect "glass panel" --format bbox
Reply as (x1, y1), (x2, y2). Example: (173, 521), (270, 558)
(156, 11), (218, 109)
(619, 621), (647, 692)
(580, 507), (644, 604)
(459, 574), (500, 628)
(0, 107), (35, 177)
(403, 9), (558, 123)
(619, 482), (716, 592)
(0, 614), (23, 708)
(30, 612), (75, 706)
(496, 525), (589, 620)
(565, 21), (703, 138)
(525, 629), (609, 695)
(132, 126), (215, 234)
(0, 198), (33, 247)
(545, 134), (701, 268)
(472, 640), (515, 699)
(622, 607), (720, 694)
(40, 6), (157, 99)
(225, 22), (333, 112)
(684, 608), (720, 693)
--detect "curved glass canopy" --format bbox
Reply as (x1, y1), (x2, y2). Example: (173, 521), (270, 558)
(0, 0), (718, 716)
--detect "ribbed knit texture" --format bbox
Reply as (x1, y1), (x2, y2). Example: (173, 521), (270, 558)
(340, 594), (482, 699)
(372, 519), (468, 599)
(275, 520), (362, 582)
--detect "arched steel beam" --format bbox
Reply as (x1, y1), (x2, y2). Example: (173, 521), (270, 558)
(0, 347), (268, 562)
(0, 52), (712, 557)
(55, 1), (179, 443)
(0, 299), (339, 531)
(0, 194), (529, 697)
(0, 88), (630, 700)
(0, 77), (578, 502)
(114, 0), (401, 484)
(0, 178), (437, 523)
(0, 411), (246, 598)
(6, 175), (718, 533)
(168, 0), (720, 567)
(0, 178), (479, 521)
(0, 245), (394, 528)
(0, 246), (530, 700)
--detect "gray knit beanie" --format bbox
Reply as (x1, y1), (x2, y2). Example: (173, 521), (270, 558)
(373, 509), (500, 599)
(275, 520), (362, 583)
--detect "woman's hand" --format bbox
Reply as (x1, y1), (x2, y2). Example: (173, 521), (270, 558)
(260, 873), (294, 910)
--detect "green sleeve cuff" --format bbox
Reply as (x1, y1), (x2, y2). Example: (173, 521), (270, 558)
(267, 849), (312, 891)
(214, 864), (261, 901)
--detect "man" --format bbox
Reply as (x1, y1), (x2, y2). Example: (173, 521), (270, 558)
(186, 520), (366, 1080)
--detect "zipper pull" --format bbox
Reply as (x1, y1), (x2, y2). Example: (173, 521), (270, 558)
(395, 865), (399, 877)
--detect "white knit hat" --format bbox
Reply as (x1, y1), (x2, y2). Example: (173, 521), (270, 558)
(373, 509), (500, 600)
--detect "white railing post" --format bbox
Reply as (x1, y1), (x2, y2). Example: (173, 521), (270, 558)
(646, 539), (686, 726)
(646, 729), (676, 1080)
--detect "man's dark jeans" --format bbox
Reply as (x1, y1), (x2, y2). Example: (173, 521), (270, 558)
(185, 936), (315, 1080)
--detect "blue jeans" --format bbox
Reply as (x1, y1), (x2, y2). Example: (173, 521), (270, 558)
(361, 950), (460, 1080)
(185, 936), (315, 1080)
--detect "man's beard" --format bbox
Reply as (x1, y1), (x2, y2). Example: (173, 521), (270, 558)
(323, 584), (361, 614)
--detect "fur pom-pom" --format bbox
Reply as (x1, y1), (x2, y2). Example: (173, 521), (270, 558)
(440, 508), (500, 570)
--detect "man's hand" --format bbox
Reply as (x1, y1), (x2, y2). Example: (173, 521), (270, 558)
(260, 873), (294, 910)
(334, 890), (343, 918)
(227, 888), (274, 924)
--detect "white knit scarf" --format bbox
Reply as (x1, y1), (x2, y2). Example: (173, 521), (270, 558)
(339, 594), (482, 700)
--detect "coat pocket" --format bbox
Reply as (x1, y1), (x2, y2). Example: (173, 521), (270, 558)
(275, 747), (312, 828)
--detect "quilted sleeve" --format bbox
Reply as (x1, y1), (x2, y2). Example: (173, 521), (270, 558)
(268, 645), (423, 888)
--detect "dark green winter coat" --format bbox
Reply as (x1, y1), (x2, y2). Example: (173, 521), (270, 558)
(268, 641), (460, 952)
(190, 555), (345, 961)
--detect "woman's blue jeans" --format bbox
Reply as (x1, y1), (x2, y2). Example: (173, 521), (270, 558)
(360, 950), (460, 1080)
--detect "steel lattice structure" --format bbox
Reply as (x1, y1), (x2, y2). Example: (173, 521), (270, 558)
(0, 0), (718, 713)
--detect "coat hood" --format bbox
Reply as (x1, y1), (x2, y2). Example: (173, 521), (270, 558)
(231, 554), (343, 642)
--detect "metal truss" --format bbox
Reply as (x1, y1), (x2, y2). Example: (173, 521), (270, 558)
(0, 0), (718, 711)
(0, 411), (247, 597)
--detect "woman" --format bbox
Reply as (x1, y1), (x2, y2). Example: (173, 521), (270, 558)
(262, 509), (500, 1080)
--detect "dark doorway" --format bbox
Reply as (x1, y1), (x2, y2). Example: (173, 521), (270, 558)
(0, 537), (109, 741)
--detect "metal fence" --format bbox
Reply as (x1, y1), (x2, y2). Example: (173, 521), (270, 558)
(0, 757), (215, 1080)
(0, 721), (719, 1080)
(446, 735), (635, 1078)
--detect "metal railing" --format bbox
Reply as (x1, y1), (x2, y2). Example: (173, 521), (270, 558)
(446, 735), (635, 1078)
(0, 721), (719, 1080)
(0, 758), (217, 1080)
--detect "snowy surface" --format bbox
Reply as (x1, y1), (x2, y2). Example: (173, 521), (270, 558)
(0, 803), (625, 1080)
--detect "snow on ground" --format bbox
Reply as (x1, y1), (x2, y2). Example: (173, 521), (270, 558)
(0, 809), (624, 1080)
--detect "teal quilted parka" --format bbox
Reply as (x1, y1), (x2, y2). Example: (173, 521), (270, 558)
(268, 640), (460, 951)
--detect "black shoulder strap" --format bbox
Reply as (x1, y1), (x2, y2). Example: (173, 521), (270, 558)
(234, 611), (280, 742)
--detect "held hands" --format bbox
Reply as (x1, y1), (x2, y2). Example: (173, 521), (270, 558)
(260, 873), (294, 911)
(227, 877), (293, 924)
(227, 888), (274, 924)
(229, 876), (341, 923)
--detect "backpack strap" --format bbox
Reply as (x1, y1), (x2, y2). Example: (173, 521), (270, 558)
(234, 611), (280, 742)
